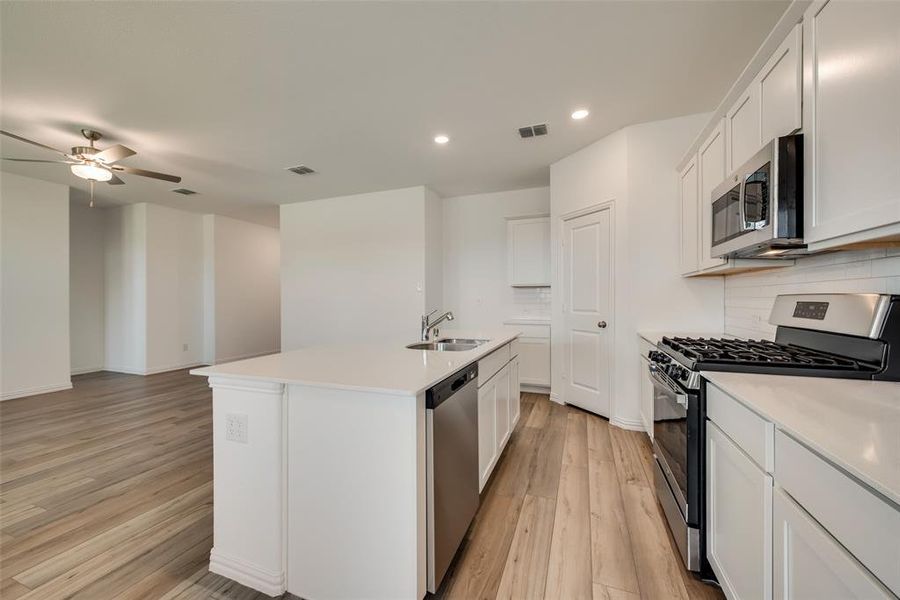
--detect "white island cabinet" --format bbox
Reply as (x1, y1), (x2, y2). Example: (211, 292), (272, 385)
(191, 330), (520, 600)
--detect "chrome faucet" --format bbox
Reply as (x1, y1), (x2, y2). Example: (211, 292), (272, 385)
(421, 309), (454, 341)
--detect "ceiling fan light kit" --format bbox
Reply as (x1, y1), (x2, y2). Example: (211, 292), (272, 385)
(1, 128), (182, 204)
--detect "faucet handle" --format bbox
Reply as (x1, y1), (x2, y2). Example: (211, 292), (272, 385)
(423, 308), (438, 324)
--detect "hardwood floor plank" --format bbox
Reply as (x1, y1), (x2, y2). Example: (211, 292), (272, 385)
(495, 494), (556, 600)
(544, 463), (592, 600)
(608, 427), (650, 488)
(586, 414), (614, 462)
(593, 583), (642, 600)
(562, 411), (589, 467)
(588, 457), (639, 594)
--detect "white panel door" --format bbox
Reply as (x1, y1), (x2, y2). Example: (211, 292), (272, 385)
(477, 376), (498, 491)
(707, 421), (773, 600)
(698, 121), (728, 271)
(759, 24), (802, 143)
(774, 487), (893, 600)
(727, 87), (762, 174)
(495, 363), (511, 451)
(562, 207), (612, 417)
(680, 157), (700, 275)
(803, 0), (900, 245)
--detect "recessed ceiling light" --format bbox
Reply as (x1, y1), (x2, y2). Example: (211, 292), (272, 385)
(434, 135), (449, 144)
(571, 109), (590, 120)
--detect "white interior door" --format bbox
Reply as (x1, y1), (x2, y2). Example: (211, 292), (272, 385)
(562, 207), (612, 417)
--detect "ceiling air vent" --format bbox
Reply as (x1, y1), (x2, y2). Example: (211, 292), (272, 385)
(518, 123), (549, 139)
(171, 188), (196, 195)
(286, 164), (316, 175)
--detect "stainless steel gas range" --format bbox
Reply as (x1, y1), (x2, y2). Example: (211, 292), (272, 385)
(645, 293), (900, 577)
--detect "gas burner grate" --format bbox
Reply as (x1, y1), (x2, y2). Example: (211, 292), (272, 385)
(659, 336), (865, 371)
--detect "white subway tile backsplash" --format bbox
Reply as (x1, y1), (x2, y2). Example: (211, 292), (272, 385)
(724, 249), (900, 339)
(510, 286), (551, 319)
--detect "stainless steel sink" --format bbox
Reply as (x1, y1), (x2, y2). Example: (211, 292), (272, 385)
(406, 341), (480, 351)
(436, 338), (489, 346)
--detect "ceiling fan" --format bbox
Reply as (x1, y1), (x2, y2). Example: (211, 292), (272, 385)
(1, 128), (182, 205)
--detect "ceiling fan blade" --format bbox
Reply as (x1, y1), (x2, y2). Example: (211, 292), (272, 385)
(93, 144), (136, 164)
(1, 157), (76, 164)
(107, 173), (125, 185)
(0, 130), (70, 157)
(112, 165), (181, 183)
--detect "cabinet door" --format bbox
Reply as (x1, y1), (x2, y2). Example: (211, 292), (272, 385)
(726, 86), (762, 174)
(679, 156), (700, 275)
(707, 421), (773, 600)
(803, 0), (900, 246)
(759, 24), (802, 143)
(478, 378), (497, 492)
(639, 356), (653, 438)
(518, 337), (550, 387)
(774, 487), (893, 600)
(698, 120), (728, 271)
(509, 357), (520, 428)
(507, 217), (551, 286)
(495, 364), (511, 451)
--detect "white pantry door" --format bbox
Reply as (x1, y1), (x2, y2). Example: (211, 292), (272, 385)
(562, 206), (612, 417)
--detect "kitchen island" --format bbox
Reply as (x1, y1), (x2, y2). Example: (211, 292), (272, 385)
(190, 329), (520, 599)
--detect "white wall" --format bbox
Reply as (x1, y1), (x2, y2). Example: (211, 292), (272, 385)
(550, 114), (724, 428)
(104, 203), (148, 374)
(70, 198), (105, 374)
(204, 214), (280, 364)
(280, 186), (436, 349)
(1, 172), (71, 399)
(145, 203), (205, 373)
(443, 187), (551, 329)
(725, 249), (900, 339)
(424, 188), (443, 315)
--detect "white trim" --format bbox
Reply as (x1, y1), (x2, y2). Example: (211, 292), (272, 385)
(209, 548), (285, 597)
(1, 381), (73, 401)
(104, 362), (205, 376)
(549, 391), (563, 405)
(71, 366), (103, 376)
(610, 416), (646, 432)
(521, 383), (550, 394)
(214, 350), (279, 365)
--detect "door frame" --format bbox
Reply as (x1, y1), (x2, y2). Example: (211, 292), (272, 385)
(558, 200), (616, 418)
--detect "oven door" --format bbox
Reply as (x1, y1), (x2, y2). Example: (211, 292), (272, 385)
(651, 368), (690, 518)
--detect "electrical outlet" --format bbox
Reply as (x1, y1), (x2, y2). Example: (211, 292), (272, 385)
(225, 413), (248, 444)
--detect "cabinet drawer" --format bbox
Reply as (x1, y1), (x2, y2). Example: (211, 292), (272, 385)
(478, 344), (510, 387)
(508, 338), (520, 360)
(707, 384), (774, 472)
(775, 431), (900, 595)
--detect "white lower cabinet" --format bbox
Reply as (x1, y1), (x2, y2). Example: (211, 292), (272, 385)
(707, 421), (773, 600)
(477, 341), (520, 492)
(773, 487), (893, 600)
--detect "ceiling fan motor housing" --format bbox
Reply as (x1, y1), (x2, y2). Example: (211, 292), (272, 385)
(71, 146), (98, 159)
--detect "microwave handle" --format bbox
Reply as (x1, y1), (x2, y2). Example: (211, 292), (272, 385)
(738, 177), (750, 231)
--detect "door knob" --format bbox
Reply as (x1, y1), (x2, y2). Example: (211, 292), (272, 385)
(598, 321), (607, 328)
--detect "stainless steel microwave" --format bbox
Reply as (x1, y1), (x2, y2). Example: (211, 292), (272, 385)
(710, 134), (804, 258)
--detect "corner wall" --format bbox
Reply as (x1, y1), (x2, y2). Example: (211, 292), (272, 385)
(550, 114), (725, 427)
(1, 172), (71, 399)
(70, 197), (106, 374)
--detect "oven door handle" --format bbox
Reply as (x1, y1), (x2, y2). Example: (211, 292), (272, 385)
(649, 367), (689, 407)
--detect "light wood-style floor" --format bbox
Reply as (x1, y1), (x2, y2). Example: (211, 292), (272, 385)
(0, 369), (722, 600)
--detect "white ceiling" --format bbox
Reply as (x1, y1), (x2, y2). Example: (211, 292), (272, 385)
(0, 1), (788, 227)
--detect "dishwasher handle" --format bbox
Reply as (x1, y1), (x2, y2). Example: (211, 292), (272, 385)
(426, 364), (478, 409)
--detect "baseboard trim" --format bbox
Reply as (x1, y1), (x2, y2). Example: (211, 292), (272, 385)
(521, 383), (550, 394)
(1, 381), (73, 401)
(214, 350), (278, 365)
(104, 362), (205, 376)
(209, 548), (285, 597)
(71, 366), (103, 376)
(610, 416), (646, 432)
(549, 391), (563, 405)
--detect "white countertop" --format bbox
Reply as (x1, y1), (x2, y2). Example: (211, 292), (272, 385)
(703, 371), (900, 506)
(191, 328), (520, 396)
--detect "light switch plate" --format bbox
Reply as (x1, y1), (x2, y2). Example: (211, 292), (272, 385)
(225, 413), (248, 443)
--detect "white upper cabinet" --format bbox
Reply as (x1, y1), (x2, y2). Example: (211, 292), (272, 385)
(698, 120), (728, 271)
(680, 156), (700, 275)
(803, 0), (900, 249)
(507, 216), (551, 287)
(726, 86), (762, 175)
(759, 24), (802, 144)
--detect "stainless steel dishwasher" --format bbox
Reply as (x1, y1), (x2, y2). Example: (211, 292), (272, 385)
(426, 362), (479, 593)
